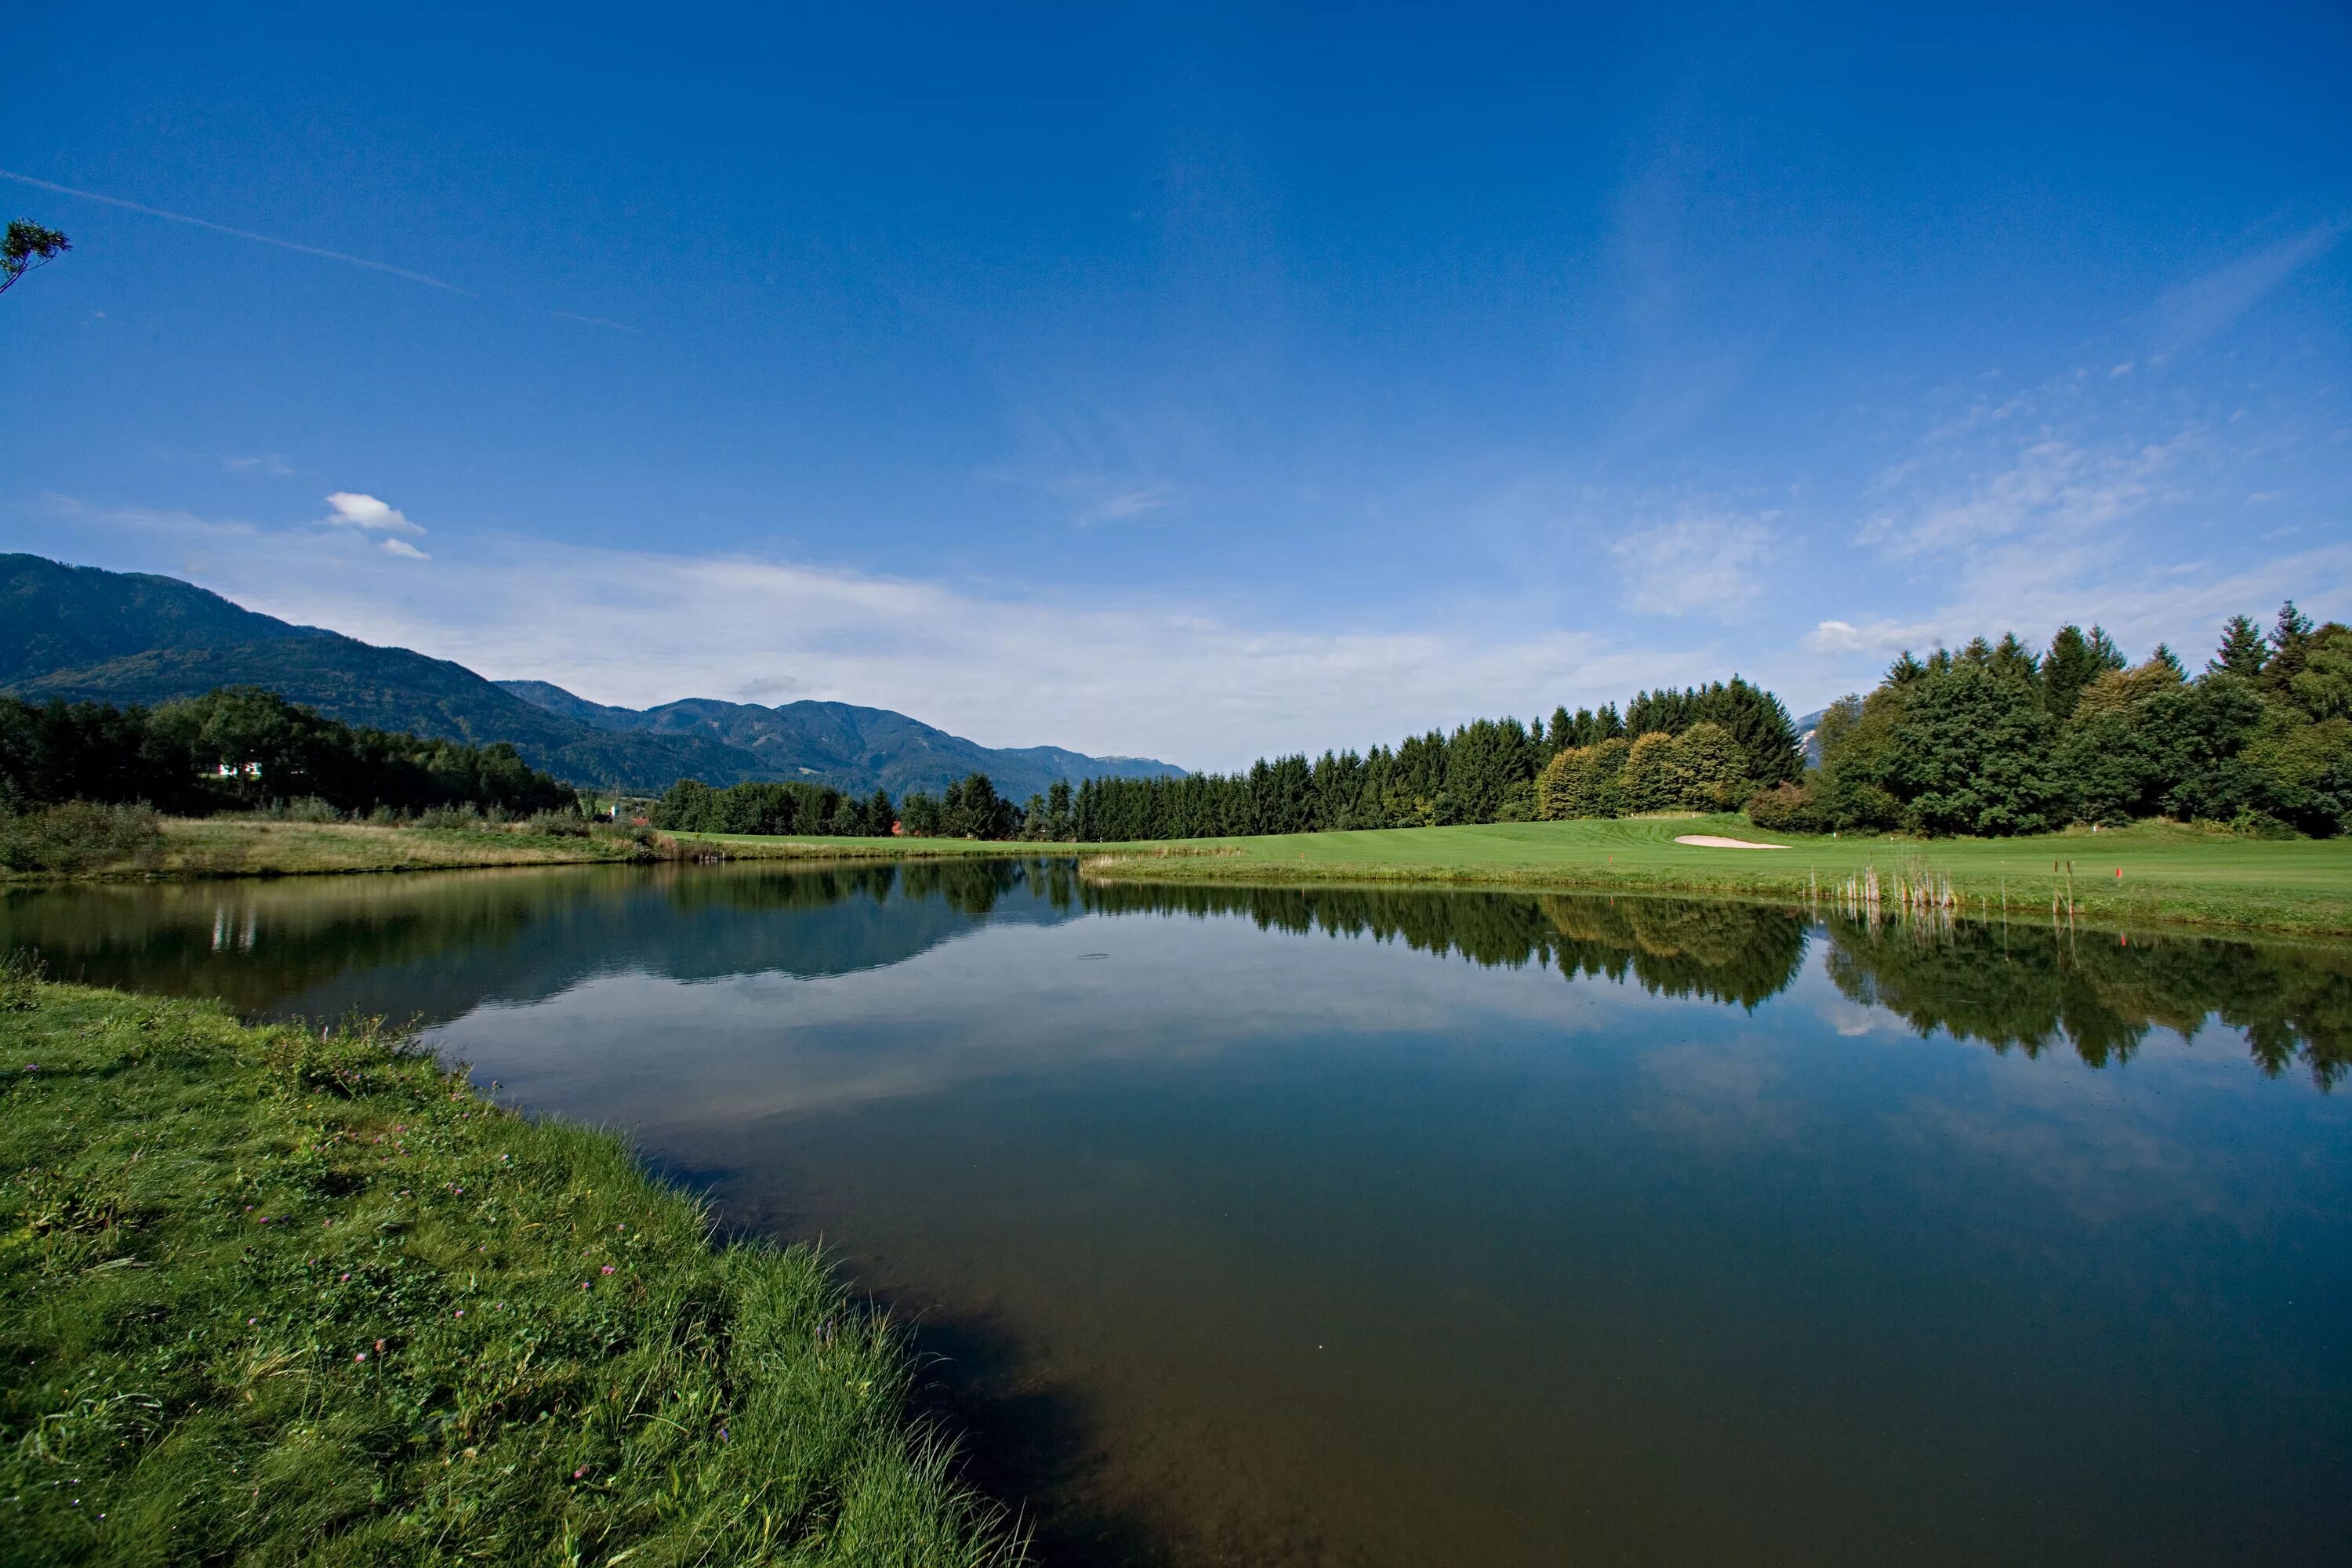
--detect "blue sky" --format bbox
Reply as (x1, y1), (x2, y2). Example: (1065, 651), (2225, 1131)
(3, 2), (2347, 768)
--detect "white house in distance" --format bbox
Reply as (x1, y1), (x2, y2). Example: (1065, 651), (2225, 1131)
(213, 760), (263, 779)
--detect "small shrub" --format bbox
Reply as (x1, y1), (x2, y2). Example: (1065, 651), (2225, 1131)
(413, 804), (485, 831)
(278, 795), (342, 823)
(0, 801), (165, 873)
(1745, 782), (1819, 834)
(524, 809), (591, 838)
(2228, 809), (2301, 840)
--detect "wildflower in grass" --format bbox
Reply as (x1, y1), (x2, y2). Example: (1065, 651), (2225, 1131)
(600, 1264), (615, 1275)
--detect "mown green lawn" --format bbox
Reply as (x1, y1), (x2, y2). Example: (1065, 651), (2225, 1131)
(0, 973), (1019, 1566)
(1083, 815), (2352, 935)
(677, 816), (2352, 936)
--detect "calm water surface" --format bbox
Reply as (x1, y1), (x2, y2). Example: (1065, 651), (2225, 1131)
(6, 861), (2347, 1565)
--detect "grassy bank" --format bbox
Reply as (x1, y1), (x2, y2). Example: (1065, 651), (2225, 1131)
(1080, 815), (2352, 937)
(666, 832), (1046, 862)
(4, 816), (658, 883)
(0, 970), (1020, 1566)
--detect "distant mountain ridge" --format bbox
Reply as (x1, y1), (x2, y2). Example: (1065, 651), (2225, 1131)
(492, 681), (1189, 801)
(0, 554), (1186, 800)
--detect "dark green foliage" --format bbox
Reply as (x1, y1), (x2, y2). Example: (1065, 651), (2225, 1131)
(1776, 604), (2352, 838)
(2042, 623), (2125, 720)
(1077, 884), (1809, 1009)
(1016, 779), (1076, 842)
(2210, 615), (2269, 679)
(0, 220), (69, 295)
(0, 688), (574, 819)
(884, 779), (1018, 840)
(1826, 916), (2352, 1089)
(651, 777), (895, 837)
(1073, 681), (1793, 843)
(1623, 677), (1802, 786)
(1883, 665), (2066, 835)
(2264, 601), (2317, 697)
(898, 789), (943, 837)
(2282, 622), (2352, 723)
(937, 773), (1018, 840)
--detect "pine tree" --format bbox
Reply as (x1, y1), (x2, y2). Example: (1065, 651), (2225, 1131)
(2208, 614), (2268, 679)
(2042, 624), (2124, 719)
(1990, 632), (2040, 687)
(2266, 601), (2317, 694)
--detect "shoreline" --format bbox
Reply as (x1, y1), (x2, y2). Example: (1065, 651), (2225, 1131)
(8, 815), (2347, 938)
(0, 974), (1022, 1564)
(1076, 819), (2352, 938)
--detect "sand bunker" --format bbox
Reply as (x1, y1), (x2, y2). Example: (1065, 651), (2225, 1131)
(1674, 834), (1791, 850)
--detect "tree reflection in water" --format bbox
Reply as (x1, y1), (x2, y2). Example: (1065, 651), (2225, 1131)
(4, 856), (2343, 1087)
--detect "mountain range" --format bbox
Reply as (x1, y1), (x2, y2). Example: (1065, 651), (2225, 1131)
(0, 554), (1187, 800)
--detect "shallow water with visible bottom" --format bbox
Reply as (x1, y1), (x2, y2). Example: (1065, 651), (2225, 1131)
(6, 858), (2347, 1565)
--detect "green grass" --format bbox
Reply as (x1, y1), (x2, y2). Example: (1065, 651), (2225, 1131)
(0, 970), (1022, 1566)
(47, 813), (2343, 936)
(1077, 815), (2352, 937)
(665, 833), (1042, 861)
(2, 818), (659, 884)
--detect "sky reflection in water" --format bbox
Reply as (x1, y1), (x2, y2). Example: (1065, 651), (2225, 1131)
(5, 860), (2347, 1565)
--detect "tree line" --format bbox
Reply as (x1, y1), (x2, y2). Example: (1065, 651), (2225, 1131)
(652, 777), (897, 837)
(556, 679), (1807, 845)
(651, 771), (1033, 841)
(1065, 677), (1799, 841)
(0, 688), (575, 818)
(1751, 604), (2351, 837)
(670, 862), (2348, 1087)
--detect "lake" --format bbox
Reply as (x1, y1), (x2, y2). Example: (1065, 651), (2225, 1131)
(5, 859), (2347, 1565)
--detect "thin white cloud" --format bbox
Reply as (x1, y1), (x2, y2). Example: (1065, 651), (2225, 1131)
(321, 492), (425, 535)
(1863, 434), (2186, 558)
(0, 167), (471, 294)
(2161, 220), (2344, 350)
(1610, 512), (1776, 619)
(1073, 484), (1178, 526)
(379, 538), (430, 561)
(1802, 533), (2352, 674)
(550, 310), (640, 333)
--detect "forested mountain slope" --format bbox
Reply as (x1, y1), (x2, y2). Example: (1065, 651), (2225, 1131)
(2, 555), (1185, 797)
(495, 681), (1188, 801)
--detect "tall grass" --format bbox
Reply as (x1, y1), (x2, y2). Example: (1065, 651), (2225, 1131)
(0, 982), (1024, 1566)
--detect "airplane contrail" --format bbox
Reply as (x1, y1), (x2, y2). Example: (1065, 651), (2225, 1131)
(0, 167), (473, 295)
